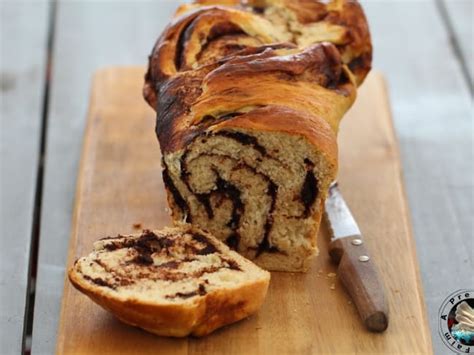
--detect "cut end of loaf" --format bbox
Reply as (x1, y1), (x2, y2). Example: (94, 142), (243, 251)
(162, 117), (336, 272)
(68, 226), (270, 337)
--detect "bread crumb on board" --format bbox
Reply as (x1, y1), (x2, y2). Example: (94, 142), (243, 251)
(330, 283), (336, 290)
(327, 272), (337, 278)
(132, 223), (142, 229)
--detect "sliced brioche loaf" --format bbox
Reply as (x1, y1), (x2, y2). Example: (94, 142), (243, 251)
(143, 0), (372, 272)
(68, 225), (270, 337)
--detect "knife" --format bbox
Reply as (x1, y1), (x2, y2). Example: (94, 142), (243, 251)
(324, 182), (389, 332)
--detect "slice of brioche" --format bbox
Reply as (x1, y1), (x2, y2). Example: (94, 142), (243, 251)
(68, 225), (270, 337)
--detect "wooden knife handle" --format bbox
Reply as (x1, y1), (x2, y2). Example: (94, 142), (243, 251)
(329, 235), (389, 332)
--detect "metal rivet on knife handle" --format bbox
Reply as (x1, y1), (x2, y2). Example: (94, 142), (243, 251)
(359, 255), (370, 262)
(351, 239), (363, 246)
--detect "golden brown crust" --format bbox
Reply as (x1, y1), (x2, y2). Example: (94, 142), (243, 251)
(142, 0), (372, 272)
(322, 0), (372, 84)
(153, 42), (355, 154)
(144, 0), (371, 110)
(68, 227), (270, 337)
(143, 5), (278, 110)
(69, 269), (269, 337)
(143, 1), (369, 154)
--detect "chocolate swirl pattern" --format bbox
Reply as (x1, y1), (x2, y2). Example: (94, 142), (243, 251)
(68, 226), (270, 337)
(144, 0), (372, 271)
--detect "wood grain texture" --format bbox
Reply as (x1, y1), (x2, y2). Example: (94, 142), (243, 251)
(329, 235), (388, 332)
(0, 1), (50, 353)
(361, 1), (473, 353)
(32, 2), (473, 354)
(30, 2), (183, 353)
(55, 67), (432, 354)
(442, 0), (473, 85)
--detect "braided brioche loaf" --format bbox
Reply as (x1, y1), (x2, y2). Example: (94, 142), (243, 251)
(144, 0), (371, 272)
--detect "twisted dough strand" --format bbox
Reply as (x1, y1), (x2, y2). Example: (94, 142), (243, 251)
(144, 0), (372, 271)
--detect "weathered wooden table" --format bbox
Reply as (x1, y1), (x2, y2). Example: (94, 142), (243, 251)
(1, 1), (472, 354)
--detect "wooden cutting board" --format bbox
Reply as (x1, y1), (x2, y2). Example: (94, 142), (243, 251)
(57, 67), (433, 354)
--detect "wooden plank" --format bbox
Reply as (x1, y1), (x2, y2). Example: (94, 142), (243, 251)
(361, 1), (473, 353)
(30, 1), (185, 354)
(442, 0), (473, 85)
(0, 1), (50, 353)
(56, 68), (432, 354)
(33, 1), (473, 354)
